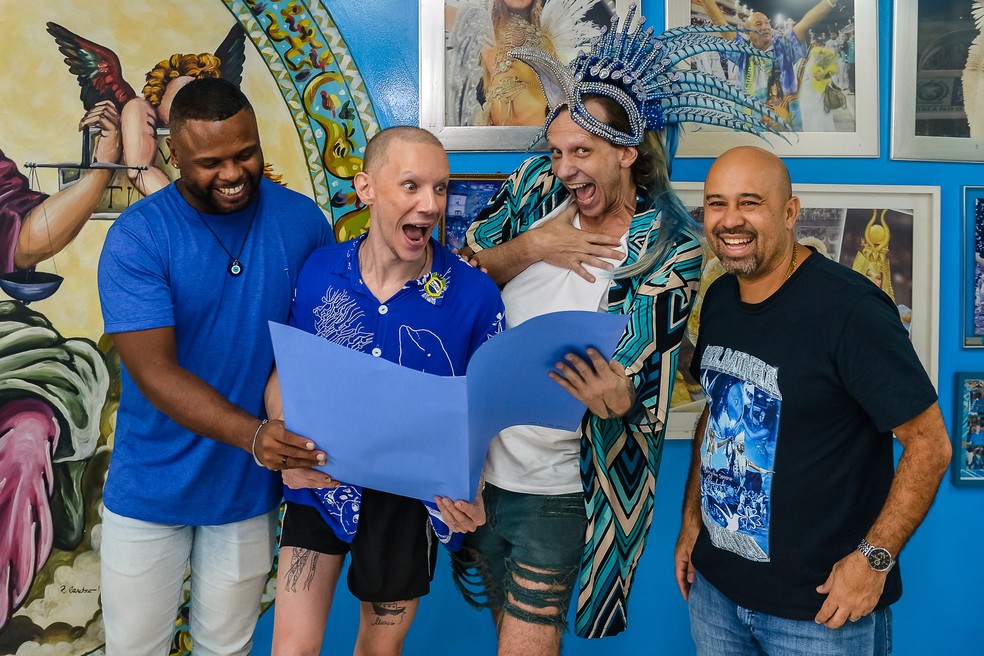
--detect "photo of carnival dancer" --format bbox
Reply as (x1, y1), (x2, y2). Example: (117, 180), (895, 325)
(695, 0), (855, 132)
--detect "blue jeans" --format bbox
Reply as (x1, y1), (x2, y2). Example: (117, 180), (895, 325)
(450, 484), (587, 630)
(689, 571), (892, 656)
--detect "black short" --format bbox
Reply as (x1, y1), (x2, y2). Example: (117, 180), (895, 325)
(280, 489), (437, 602)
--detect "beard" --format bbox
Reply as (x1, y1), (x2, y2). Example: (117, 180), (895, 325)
(711, 229), (762, 277)
(718, 253), (760, 276)
(178, 167), (262, 214)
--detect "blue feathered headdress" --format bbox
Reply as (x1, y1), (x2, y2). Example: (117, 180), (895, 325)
(511, 3), (786, 147)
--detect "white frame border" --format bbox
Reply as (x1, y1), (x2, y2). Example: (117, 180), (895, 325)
(419, 0), (629, 151)
(664, 0), (879, 158)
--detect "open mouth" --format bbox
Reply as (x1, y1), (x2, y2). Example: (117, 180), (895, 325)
(569, 182), (596, 206)
(716, 232), (755, 255)
(402, 223), (430, 245)
(216, 182), (246, 198)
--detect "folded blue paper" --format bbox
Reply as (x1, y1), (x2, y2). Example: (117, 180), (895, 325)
(269, 310), (629, 502)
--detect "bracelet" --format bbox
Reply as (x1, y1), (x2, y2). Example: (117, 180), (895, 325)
(251, 419), (269, 467)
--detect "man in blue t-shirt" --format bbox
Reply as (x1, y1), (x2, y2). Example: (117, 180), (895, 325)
(264, 126), (504, 655)
(97, 78), (333, 655)
(674, 146), (951, 655)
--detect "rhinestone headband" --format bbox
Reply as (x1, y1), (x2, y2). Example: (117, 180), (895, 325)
(512, 3), (785, 147)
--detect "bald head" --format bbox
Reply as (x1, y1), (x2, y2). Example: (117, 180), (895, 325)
(707, 146), (791, 202)
(745, 12), (774, 50)
(363, 126), (445, 176)
(702, 146), (800, 286)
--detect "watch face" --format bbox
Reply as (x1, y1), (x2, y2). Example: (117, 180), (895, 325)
(868, 547), (893, 571)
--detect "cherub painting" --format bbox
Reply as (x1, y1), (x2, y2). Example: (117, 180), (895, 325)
(47, 21), (247, 197)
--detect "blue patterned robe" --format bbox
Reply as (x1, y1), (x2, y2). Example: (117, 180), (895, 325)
(465, 155), (702, 637)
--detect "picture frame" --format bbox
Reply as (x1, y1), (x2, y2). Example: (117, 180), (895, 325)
(664, 0), (878, 158)
(964, 187), (984, 347)
(664, 183), (940, 439)
(441, 173), (508, 249)
(419, 0), (629, 151)
(953, 372), (984, 484)
(891, 1), (984, 162)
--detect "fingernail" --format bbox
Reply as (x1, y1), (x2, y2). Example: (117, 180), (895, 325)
(306, 442), (315, 449)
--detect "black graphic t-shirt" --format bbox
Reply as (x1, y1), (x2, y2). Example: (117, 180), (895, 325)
(689, 250), (937, 620)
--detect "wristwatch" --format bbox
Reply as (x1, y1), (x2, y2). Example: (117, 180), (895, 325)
(857, 538), (895, 573)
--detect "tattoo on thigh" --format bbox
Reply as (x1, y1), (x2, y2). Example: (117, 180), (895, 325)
(283, 549), (319, 593)
(370, 601), (406, 626)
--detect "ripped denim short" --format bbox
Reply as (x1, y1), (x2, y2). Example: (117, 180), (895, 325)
(450, 483), (587, 631)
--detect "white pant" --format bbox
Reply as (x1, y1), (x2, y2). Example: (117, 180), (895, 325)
(100, 507), (277, 656)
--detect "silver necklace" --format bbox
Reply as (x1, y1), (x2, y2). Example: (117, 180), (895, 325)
(193, 198), (259, 276)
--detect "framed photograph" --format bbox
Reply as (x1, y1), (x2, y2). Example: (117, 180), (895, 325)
(891, 2), (984, 161)
(664, 0), (878, 158)
(420, 0), (628, 151)
(964, 187), (984, 346)
(441, 174), (507, 249)
(954, 373), (984, 484)
(665, 183), (940, 439)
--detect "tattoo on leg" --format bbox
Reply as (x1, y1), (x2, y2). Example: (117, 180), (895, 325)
(370, 601), (406, 626)
(303, 553), (319, 591)
(283, 549), (319, 593)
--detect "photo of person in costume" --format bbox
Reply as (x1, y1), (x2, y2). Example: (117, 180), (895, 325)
(444, 0), (614, 126)
(694, 0), (855, 132)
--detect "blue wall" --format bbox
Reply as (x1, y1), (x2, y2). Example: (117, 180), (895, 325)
(253, 1), (981, 653)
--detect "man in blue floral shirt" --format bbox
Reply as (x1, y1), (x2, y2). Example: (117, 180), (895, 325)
(265, 126), (504, 654)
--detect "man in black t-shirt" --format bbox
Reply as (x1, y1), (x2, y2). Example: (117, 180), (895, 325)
(674, 146), (951, 656)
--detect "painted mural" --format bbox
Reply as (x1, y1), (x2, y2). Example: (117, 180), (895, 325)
(0, 1), (379, 653)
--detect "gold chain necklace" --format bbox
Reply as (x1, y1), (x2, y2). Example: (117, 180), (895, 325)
(784, 242), (799, 281)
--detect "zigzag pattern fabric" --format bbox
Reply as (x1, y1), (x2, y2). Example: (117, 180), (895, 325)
(465, 155), (701, 637)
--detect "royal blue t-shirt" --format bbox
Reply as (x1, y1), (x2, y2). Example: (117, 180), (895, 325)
(98, 179), (334, 525)
(284, 235), (504, 545)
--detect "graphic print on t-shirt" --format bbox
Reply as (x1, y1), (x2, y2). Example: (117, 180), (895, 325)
(698, 345), (780, 562)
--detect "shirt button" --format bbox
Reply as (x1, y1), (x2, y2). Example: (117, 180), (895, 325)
(378, 305), (388, 315)
(371, 348), (382, 357)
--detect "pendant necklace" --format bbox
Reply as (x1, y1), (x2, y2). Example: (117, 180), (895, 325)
(194, 196), (259, 276)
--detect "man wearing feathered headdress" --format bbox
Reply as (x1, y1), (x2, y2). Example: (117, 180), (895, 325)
(451, 5), (782, 650)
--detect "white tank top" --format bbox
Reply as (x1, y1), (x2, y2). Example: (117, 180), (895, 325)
(483, 200), (628, 494)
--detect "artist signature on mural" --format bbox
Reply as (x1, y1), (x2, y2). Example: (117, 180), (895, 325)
(60, 585), (98, 595)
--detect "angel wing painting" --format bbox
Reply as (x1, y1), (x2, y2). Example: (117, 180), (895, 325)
(46, 22), (247, 196)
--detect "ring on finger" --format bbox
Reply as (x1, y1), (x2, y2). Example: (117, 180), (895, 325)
(281, 455), (288, 467)
(849, 614), (860, 622)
